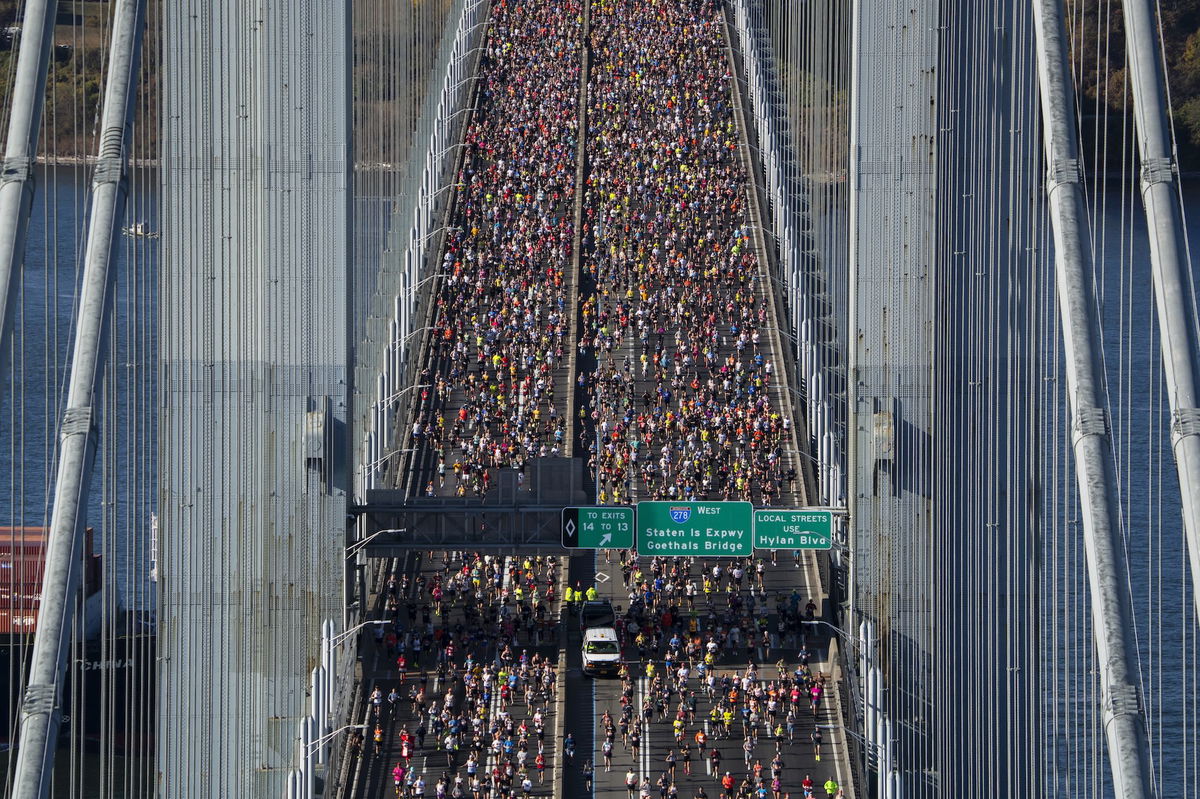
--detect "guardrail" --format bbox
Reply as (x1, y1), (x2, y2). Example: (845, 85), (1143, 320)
(354, 0), (491, 499)
(718, 2), (814, 512)
(551, 558), (570, 799)
(725, 0), (847, 530)
(331, 554), (402, 798)
(723, 6), (859, 795)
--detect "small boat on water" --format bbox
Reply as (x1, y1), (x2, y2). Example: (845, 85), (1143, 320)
(121, 221), (159, 239)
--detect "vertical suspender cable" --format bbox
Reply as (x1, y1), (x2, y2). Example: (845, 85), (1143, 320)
(11, 0), (145, 795)
(1120, 0), (1200, 628)
(1030, 0), (1154, 795)
(0, 0), (59, 395)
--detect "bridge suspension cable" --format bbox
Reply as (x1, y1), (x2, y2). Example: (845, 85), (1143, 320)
(1032, 0), (1154, 792)
(0, 0), (59, 397)
(1120, 0), (1200, 632)
(10, 1), (146, 796)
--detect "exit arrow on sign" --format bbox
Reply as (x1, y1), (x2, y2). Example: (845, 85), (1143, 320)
(561, 507), (635, 549)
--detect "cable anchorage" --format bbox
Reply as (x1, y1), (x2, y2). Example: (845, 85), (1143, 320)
(92, 156), (125, 186)
(1, 156), (32, 184)
(1103, 682), (1145, 721)
(60, 406), (94, 439)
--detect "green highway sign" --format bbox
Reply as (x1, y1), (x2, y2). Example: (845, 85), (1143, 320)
(636, 501), (753, 556)
(753, 508), (833, 550)
(561, 507), (635, 549)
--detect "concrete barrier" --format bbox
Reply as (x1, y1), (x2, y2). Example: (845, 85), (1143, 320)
(551, 555), (570, 799)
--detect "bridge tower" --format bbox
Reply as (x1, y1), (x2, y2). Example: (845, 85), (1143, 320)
(157, 2), (352, 795)
(849, 0), (1047, 793)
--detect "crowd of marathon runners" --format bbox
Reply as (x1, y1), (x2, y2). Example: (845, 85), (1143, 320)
(358, 548), (841, 798)
(610, 553), (818, 655)
(404, 0), (799, 507)
(362, 553), (566, 799)
(408, 0), (583, 496)
(569, 553), (843, 798)
(579, 0), (795, 506)
(363, 0), (845, 793)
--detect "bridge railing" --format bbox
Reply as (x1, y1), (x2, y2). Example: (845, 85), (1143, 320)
(726, 0), (848, 521)
(352, 0), (490, 501)
(334, 2), (489, 796)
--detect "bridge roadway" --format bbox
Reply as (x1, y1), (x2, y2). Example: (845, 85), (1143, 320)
(391, 0), (803, 514)
(396, 0), (583, 504)
(561, 550), (852, 799)
(348, 0), (856, 794)
(348, 552), (568, 798)
(342, 545), (853, 799)
(577, 0), (803, 509)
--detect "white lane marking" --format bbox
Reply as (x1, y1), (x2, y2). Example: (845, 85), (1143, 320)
(481, 607), (505, 797)
(589, 668), (598, 795)
(638, 671), (648, 777)
(501, 555), (514, 595)
(633, 674), (642, 782)
(827, 703), (848, 797)
(591, 550), (601, 799)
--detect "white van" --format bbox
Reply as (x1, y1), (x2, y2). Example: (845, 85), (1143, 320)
(581, 627), (621, 677)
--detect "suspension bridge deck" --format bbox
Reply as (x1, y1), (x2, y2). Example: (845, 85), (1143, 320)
(344, 0), (853, 797)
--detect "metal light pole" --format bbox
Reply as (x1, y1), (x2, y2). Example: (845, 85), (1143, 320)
(328, 618), (388, 649)
(346, 528), (406, 561)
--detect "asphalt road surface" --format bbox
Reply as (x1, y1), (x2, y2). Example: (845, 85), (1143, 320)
(562, 550), (852, 799)
(353, 552), (565, 798)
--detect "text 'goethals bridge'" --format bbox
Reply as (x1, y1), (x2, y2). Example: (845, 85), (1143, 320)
(0, 0), (1196, 797)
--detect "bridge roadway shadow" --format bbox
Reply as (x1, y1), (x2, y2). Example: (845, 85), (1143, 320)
(360, 458), (592, 553)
